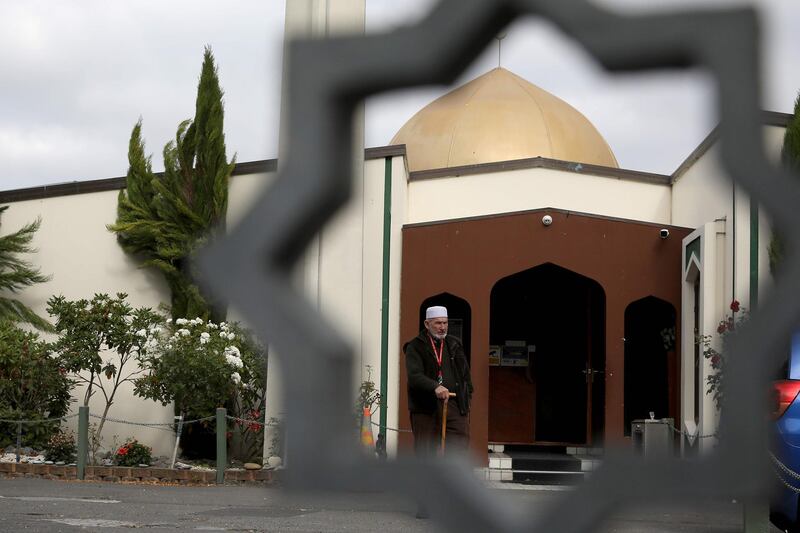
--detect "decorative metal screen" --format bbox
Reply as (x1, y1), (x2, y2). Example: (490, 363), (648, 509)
(199, 1), (800, 530)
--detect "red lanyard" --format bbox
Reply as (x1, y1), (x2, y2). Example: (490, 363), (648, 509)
(429, 335), (444, 384)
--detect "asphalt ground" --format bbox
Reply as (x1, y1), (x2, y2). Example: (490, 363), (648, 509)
(0, 478), (786, 532)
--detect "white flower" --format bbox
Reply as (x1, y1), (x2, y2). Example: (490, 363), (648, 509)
(136, 329), (148, 338)
(219, 332), (227, 338)
(149, 326), (162, 335)
(207, 322), (217, 329)
(178, 328), (190, 337)
(123, 315), (133, 325)
(131, 345), (140, 352)
(166, 318), (172, 324)
(219, 322), (228, 330)
(191, 317), (203, 326)
(226, 332), (235, 341)
(231, 372), (241, 384)
(225, 353), (244, 369)
(175, 318), (188, 325)
(226, 346), (240, 357)
(199, 336), (210, 345)
(165, 343), (173, 350)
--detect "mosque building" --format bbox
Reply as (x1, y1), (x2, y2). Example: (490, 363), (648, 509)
(0, 1), (791, 468)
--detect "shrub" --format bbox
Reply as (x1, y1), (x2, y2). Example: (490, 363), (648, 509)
(0, 321), (73, 448)
(115, 439), (152, 467)
(134, 318), (265, 418)
(45, 429), (77, 463)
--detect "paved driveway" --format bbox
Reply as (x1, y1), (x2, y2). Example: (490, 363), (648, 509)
(0, 478), (784, 532)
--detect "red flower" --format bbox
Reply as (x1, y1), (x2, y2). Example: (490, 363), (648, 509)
(711, 354), (721, 366)
(117, 447), (128, 456)
(717, 323), (727, 334)
(730, 300), (740, 312)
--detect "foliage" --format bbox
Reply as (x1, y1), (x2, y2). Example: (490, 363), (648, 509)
(47, 293), (162, 444)
(228, 330), (267, 461)
(356, 365), (381, 416)
(0, 322), (72, 448)
(133, 318), (265, 420)
(0, 206), (52, 331)
(700, 300), (747, 410)
(115, 439), (152, 467)
(107, 47), (235, 323)
(769, 91), (800, 274)
(44, 429), (77, 463)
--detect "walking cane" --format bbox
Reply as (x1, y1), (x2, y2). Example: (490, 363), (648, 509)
(440, 392), (457, 454)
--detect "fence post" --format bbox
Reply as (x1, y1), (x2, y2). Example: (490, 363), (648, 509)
(77, 406), (88, 480)
(15, 422), (22, 463)
(216, 408), (226, 484)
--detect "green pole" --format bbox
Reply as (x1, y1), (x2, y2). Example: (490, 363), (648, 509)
(750, 200), (759, 309)
(216, 408), (226, 484)
(77, 406), (88, 480)
(378, 156), (392, 451)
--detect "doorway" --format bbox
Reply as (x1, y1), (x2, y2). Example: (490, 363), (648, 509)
(418, 293), (471, 363)
(488, 263), (605, 445)
(623, 296), (677, 435)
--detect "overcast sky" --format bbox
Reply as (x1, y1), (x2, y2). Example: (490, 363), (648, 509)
(1, 0), (798, 191)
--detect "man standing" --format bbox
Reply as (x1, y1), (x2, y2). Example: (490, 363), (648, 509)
(404, 305), (473, 455)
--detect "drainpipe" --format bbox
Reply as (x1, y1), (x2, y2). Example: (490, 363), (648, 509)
(379, 157), (392, 447)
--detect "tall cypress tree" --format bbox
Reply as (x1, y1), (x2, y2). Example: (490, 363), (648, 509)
(0, 206), (52, 330)
(768, 92), (800, 274)
(108, 47), (235, 321)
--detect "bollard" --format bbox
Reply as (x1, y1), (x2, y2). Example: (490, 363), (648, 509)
(216, 408), (226, 484)
(77, 406), (88, 480)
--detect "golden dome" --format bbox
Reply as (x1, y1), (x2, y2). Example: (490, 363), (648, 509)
(391, 68), (618, 172)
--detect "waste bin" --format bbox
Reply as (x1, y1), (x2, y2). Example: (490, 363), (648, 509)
(631, 418), (674, 457)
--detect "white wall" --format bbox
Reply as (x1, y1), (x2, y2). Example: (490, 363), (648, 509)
(407, 167), (672, 225)
(0, 169), (279, 457)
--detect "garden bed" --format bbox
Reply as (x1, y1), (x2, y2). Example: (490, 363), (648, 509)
(0, 462), (275, 485)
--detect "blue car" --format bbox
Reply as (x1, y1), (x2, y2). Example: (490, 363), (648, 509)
(771, 333), (800, 528)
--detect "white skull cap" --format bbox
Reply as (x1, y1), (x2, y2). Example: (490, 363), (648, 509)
(425, 306), (448, 319)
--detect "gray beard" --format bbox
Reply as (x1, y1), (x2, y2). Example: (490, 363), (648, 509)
(429, 331), (447, 341)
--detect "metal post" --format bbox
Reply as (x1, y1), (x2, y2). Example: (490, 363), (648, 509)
(77, 406), (88, 480)
(216, 408), (226, 484)
(170, 414), (184, 469)
(15, 422), (22, 463)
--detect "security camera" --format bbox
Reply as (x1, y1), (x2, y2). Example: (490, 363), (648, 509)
(659, 228), (669, 239)
(542, 215), (553, 226)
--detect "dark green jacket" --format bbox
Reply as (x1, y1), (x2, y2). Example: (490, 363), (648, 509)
(404, 330), (473, 415)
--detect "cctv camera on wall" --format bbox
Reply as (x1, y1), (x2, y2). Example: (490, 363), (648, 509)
(659, 228), (669, 239)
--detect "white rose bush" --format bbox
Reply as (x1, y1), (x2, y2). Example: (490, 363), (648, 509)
(133, 318), (265, 420)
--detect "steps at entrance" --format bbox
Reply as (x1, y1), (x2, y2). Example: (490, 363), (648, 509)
(489, 445), (601, 486)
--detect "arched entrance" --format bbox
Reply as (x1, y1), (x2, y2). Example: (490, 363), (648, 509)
(419, 293), (471, 363)
(623, 296), (677, 434)
(488, 263), (605, 446)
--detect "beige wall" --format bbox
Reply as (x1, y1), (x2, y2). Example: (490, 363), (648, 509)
(407, 167), (672, 225)
(0, 189), (174, 455)
(0, 170), (279, 457)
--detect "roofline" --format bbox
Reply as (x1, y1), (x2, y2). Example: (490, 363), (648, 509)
(7, 109), (790, 204)
(403, 205), (695, 231)
(0, 145), (410, 203)
(408, 156), (671, 185)
(670, 110), (793, 182)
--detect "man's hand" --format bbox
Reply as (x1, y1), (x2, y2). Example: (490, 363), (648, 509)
(434, 385), (450, 400)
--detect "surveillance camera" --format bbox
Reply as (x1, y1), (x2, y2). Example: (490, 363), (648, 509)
(542, 215), (553, 226)
(659, 228), (669, 239)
